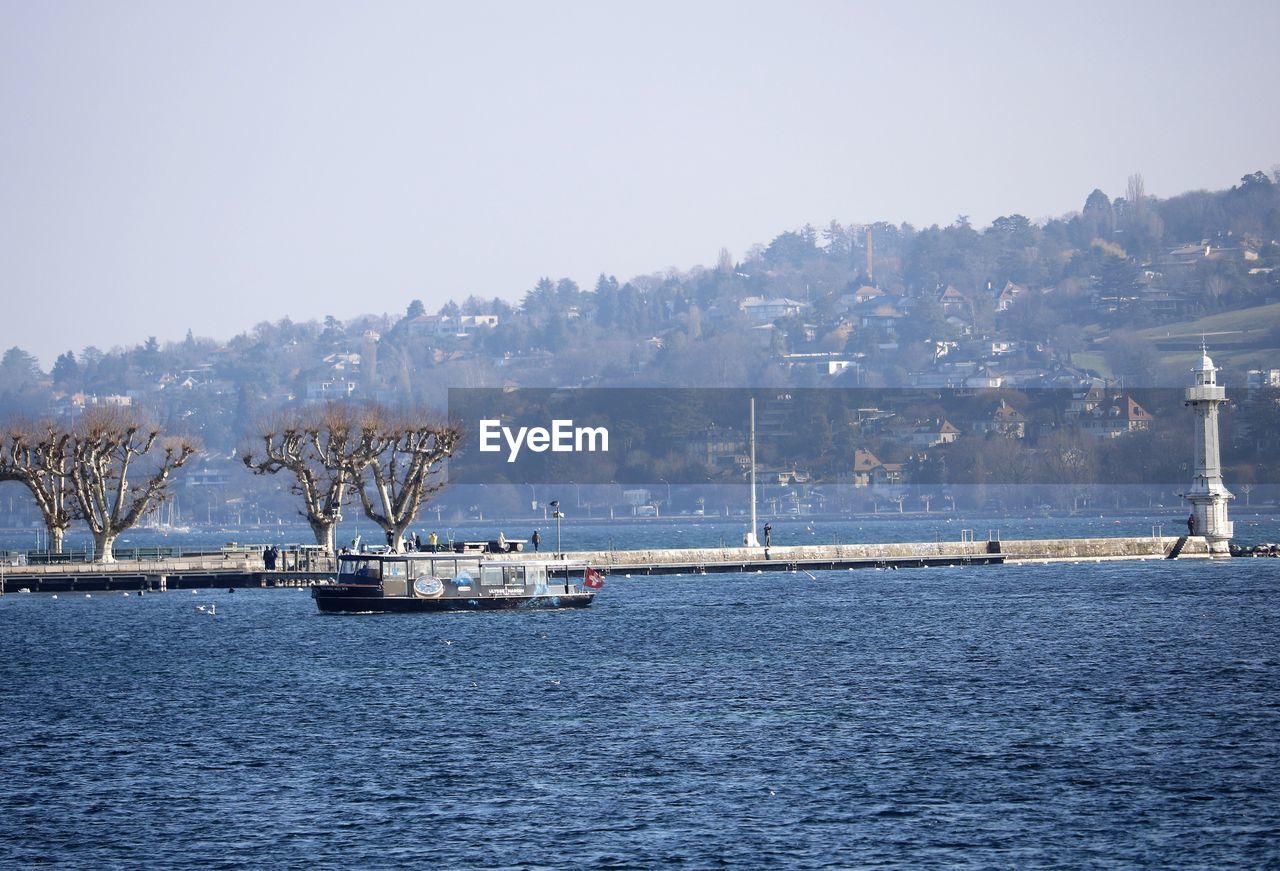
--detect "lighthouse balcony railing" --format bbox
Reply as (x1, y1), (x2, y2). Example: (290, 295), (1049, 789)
(1185, 385), (1225, 402)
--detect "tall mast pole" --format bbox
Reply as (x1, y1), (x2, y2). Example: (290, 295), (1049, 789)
(747, 396), (759, 547)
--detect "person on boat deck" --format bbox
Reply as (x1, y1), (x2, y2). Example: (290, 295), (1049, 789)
(498, 531), (507, 552)
(531, 530), (541, 552)
(429, 531), (439, 552)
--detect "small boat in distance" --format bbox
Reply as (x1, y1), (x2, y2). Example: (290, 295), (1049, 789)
(311, 551), (599, 614)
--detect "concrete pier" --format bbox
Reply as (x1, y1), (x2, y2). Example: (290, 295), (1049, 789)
(0, 535), (1216, 593)
(491, 535), (1214, 575)
(0, 552), (333, 593)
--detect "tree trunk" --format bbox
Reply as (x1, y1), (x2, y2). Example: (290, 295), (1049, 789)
(94, 531), (117, 563)
(48, 526), (65, 554)
(309, 518), (336, 555)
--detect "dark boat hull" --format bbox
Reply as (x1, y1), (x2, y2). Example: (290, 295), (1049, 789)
(312, 586), (595, 614)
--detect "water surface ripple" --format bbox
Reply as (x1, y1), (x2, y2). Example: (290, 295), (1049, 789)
(2, 559), (1278, 867)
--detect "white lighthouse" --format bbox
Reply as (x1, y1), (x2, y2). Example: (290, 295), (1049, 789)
(1184, 344), (1233, 554)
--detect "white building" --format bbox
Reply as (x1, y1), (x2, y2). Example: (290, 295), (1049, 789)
(1184, 346), (1233, 555)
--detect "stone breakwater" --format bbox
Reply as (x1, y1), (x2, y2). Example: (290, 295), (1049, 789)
(1231, 543), (1280, 557)
(1, 536), (1219, 593)
(491, 535), (1215, 574)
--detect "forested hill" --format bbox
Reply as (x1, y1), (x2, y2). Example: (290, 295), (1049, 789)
(2, 170), (1279, 452)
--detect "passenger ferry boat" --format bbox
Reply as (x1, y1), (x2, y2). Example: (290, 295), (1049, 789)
(311, 551), (599, 613)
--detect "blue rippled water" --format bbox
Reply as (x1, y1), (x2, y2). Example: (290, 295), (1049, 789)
(2, 557), (1279, 867)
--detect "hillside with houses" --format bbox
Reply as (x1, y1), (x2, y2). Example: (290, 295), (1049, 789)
(2, 171), (1279, 522)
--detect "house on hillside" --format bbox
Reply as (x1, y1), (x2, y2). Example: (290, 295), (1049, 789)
(909, 419), (962, 448)
(995, 281), (1026, 312)
(1137, 285), (1189, 316)
(852, 448), (880, 488)
(1165, 242), (1212, 267)
(688, 426), (748, 471)
(306, 378), (357, 402)
(1067, 385), (1108, 417)
(852, 285), (885, 305)
(973, 400), (1027, 438)
(963, 366), (1004, 390)
(740, 296), (807, 324)
(404, 314), (453, 338)
(780, 352), (857, 377)
(459, 314), (500, 331)
(1247, 369), (1280, 391)
(322, 351), (361, 372)
(852, 448), (904, 488)
(1072, 392), (1154, 438)
(856, 301), (908, 331)
(938, 284), (968, 316)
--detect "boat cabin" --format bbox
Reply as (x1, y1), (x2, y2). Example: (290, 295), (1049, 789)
(335, 553), (580, 599)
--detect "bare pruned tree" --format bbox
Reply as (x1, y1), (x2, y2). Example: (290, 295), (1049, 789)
(357, 415), (462, 552)
(241, 404), (384, 554)
(0, 421), (74, 552)
(68, 409), (197, 562)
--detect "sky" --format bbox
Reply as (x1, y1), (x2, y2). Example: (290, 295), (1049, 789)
(1, 0), (1278, 367)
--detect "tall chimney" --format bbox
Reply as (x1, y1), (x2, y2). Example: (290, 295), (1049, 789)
(866, 227), (874, 284)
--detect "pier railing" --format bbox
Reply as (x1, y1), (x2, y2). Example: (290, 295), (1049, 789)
(5, 544), (335, 572)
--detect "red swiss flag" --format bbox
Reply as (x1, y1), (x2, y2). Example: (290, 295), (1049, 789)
(583, 567), (606, 589)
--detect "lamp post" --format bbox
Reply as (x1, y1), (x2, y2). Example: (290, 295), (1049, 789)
(549, 500), (563, 557)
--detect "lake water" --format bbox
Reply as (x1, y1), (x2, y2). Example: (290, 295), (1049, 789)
(1, 523), (1279, 866)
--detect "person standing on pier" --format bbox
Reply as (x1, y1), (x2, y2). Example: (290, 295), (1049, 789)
(763, 523), (772, 548)
(1188, 513), (1196, 536)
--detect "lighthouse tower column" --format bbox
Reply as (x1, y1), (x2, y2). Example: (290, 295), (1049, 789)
(1184, 346), (1233, 555)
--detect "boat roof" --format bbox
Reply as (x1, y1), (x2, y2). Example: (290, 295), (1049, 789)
(337, 551), (588, 568)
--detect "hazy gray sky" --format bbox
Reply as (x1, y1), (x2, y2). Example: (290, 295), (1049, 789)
(2, 0), (1278, 366)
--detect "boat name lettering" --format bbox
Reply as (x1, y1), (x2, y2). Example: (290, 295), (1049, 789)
(478, 419), (609, 463)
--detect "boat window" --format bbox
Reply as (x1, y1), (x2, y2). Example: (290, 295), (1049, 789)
(505, 566), (525, 584)
(528, 565), (546, 585)
(480, 566), (503, 587)
(383, 561), (407, 578)
(455, 560), (479, 579)
(432, 560), (455, 579)
(338, 559), (380, 580)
